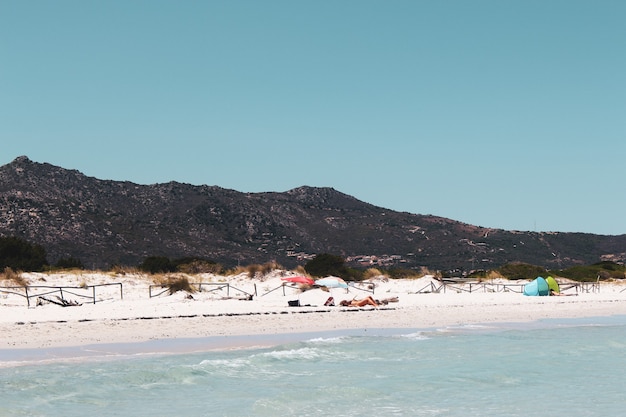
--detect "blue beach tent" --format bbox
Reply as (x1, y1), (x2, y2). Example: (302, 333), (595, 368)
(523, 276), (550, 296)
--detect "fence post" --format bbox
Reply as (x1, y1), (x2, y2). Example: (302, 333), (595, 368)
(92, 286), (96, 304)
(119, 283), (123, 300)
(25, 286), (30, 308)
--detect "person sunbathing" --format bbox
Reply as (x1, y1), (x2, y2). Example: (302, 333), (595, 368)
(339, 296), (378, 308)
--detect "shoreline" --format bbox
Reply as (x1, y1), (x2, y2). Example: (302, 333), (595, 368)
(3, 310), (626, 368)
(4, 296), (626, 348)
(2, 296), (626, 358)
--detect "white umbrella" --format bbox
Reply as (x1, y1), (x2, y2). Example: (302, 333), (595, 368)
(315, 276), (349, 305)
(315, 276), (348, 289)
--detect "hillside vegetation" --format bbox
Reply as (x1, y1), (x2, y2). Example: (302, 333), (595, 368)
(1, 235), (623, 284)
(1, 156), (625, 274)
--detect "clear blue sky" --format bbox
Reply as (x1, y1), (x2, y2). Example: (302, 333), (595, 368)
(1, 1), (624, 235)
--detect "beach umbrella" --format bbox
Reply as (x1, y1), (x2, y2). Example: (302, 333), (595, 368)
(315, 276), (349, 305)
(315, 276), (348, 289)
(281, 276), (315, 286)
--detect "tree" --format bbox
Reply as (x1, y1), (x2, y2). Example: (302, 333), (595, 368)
(139, 256), (175, 274)
(304, 253), (349, 278)
(55, 257), (84, 269)
(173, 257), (222, 274)
(0, 236), (48, 271)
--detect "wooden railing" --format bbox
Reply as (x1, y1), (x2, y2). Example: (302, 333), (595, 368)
(412, 280), (599, 294)
(261, 281), (375, 297)
(149, 282), (256, 299)
(0, 283), (123, 307)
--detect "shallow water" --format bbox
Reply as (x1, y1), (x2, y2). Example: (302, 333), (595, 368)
(1, 316), (625, 416)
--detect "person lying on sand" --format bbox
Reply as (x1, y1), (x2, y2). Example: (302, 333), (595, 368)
(550, 290), (576, 296)
(339, 296), (378, 308)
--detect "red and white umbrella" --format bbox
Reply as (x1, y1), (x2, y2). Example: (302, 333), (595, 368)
(281, 276), (315, 286)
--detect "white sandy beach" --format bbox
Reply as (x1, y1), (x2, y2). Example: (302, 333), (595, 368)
(1, 272), (626, 352)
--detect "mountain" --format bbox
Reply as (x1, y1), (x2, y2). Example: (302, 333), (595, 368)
(1, 156), (624, 272)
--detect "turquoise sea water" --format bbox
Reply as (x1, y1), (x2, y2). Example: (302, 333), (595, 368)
(1, 316), (625, 417)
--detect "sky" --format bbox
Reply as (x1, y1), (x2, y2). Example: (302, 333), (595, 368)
(1, 1), (624, 235)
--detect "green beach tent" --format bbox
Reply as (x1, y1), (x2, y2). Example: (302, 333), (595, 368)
(546, 276), (560, 294)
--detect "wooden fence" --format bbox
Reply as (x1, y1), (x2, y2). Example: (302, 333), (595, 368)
(413, 279), (599, 294)
(149, 282), (256, 299)
(260, 281), (375, 298)
(0, 279), (604, 307)
(0, 283), (123, 307)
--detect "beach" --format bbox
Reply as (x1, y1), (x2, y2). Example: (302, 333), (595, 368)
(3, 272), (626, 417)
(2, 271), (626, 352)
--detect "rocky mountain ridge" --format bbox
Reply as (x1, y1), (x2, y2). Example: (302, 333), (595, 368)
(1, 156), (624, 272)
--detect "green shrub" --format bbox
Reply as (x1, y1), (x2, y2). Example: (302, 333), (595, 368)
(259, 261), (283, 275)
(363, 268), (384, 280)
(139, 256), (175, 274)
(241, 262), (283, 278)
(2, 267), (28, 286)
(497, 262), (548, 280)
(0, 236), (48, 271)
(174, 257), (222, 274)
(247, 264), (261, 278)
(180, 260), (222, 274)
(110, 265), (139, 275)
(55, 257), (84, 269)
(554, 261), (626, 282)
(166, 276), (195, 294)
